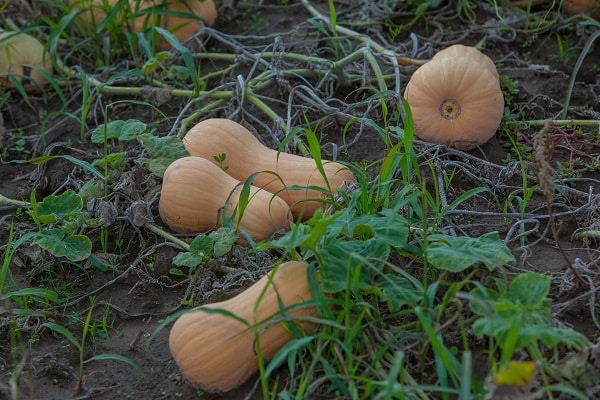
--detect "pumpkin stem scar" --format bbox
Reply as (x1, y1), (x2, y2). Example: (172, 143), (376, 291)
(439, 97), (461, 120)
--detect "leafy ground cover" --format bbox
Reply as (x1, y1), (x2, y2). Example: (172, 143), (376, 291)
(0, 0), (599, 399)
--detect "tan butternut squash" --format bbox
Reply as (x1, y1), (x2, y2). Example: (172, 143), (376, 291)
(0, 32), (53, 90)
(432, 44), (499, 80)
(71, 0), (217, 48)
(159, 156), (290, 244)
(404, 49), (504, 151)
(132, 0), (217, 47)
(168, 261), (317, 392)
(183, 119), (356, 220)
(562, 0), (600, 19)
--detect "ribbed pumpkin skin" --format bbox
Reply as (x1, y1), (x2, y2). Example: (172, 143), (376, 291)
(158, 156), (290, 243)
(432, 44), (499, 80)
(183, 118), (356, 220)
(0, 32), (53, 90)
(404, 56), (504, 151)
(168, 261), (317, 393)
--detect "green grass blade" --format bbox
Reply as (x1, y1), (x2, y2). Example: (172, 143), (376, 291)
(85, 353), (144, 377)
(43, 322), (82, 352)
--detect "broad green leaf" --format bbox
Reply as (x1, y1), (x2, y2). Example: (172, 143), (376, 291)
(137, 133), (189, 177)
(169, 268), (187, 276)
(272, 209), (342, 252)
(209, 227), (237, 257)
(189, 235), (214, 258)
(91, 152), (127, 174)
(372, 209), (409, 248)
(470, 271), (589, 352)
(34, 231), (92, 262)
(91, 119), (147, 143)
(520, 325), (588, 350)
(78, 179), (104, 205)
(36, 190), (83, 224)
(506, 272), (550, 309)
(320, 238), (390, 293)
(60, 212), (87, 237)
(377, 274), (422, 311)
(426, 231), (515, 272)
(172, 252), (202, 269)
(172, 234), (215, 269)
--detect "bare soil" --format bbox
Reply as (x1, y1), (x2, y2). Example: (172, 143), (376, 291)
(1, 1), (599, 399)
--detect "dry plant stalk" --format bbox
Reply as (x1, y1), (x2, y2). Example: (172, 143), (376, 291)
(532, 120), (588, 286)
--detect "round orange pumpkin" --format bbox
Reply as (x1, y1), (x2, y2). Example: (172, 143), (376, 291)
(404, 50), (504, 151)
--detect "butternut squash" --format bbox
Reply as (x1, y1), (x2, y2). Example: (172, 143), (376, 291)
(158, 156), (290, 244)
(132, 0), (218, 47)
(562, 0), (600, 19)
(431, 44), (499, 80)
(71, 0), (217, 48)
(404, 49), (504, 151)
(0, 31), (53, 90)
(168, 261), (318, 393)
(183, 119), (356, 220)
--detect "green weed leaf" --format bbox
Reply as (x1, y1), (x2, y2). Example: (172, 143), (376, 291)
(506, 272), (550, 308)
(43, 322), (82, 351)
(272, 209), (342, 251)
(172, 253), (201, 269)
(265, 336), (314, 378)
(92, 152), (127, 174)
(36, 190), (83, 224)
(173, 234), (214, 270)
(470, 272), (589, 352)
(137, 133), (189, 177)
(320, 238), (390, 293)
(209, 227), (237, 257)
(28, 155), (106, 180)
(34, 229), (92, 262)
(190, 234), (215, 259)
(377, 274), (422, 311)
(426, 232), (515, 272)
(4, 287), (60, 303)
(91, 119), (147, 143)
(85, 353), (144, 377)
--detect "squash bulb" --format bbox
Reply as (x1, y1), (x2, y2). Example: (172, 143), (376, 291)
(71, 0), (217, 48)
(159, 156), (290, 244)
(168, 261), (318, 393)
(404, 47), (504, 151)
(0, 32), (53, 90)
(183, 118), (356, 221)
(562, 0), (600, 19)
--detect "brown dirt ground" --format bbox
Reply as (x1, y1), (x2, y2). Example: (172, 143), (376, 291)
(1, 0), (599, 399)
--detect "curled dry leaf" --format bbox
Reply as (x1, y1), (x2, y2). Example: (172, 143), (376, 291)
(404, 47), (504, 151)
(0, 31), (53, 90)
